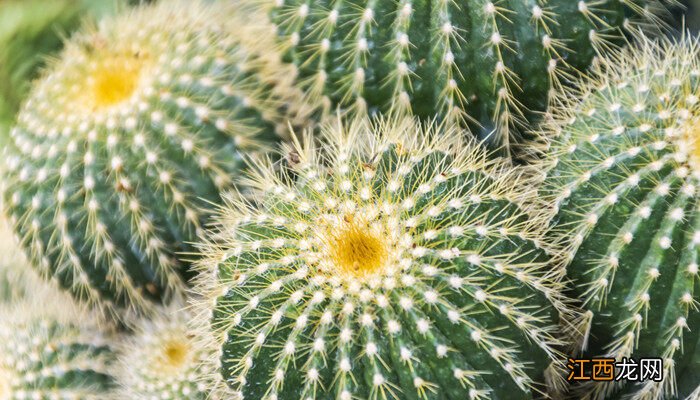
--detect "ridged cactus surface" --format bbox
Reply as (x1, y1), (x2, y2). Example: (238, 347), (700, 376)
(193, 118), (572, 399)
(260, 0), (673, 152)
(116, 306), (215, 399)
(1, 1), (303, 319)
(0, 294), (115, 399)
(543, 36), (700, 400)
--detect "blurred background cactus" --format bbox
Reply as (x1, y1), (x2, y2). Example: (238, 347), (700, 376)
(1, 0), (308, 320)
(0, 0), (124, 142)
(116, 306), (218, 399)
(0, 281), (116, 400)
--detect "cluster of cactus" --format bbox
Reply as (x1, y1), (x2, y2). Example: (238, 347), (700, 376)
(1, 0), (308, 320)
(192, 118), (573, 399)
(1, 0), (700, 400)
(542, 35), (700, 400)
(249, 0), (675, 153)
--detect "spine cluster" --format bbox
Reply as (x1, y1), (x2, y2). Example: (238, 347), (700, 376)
(257, 0), (673, 153)
(192, 117), (573, 399)
(2, 0), (307, 320)
(542, 36), (700, 400)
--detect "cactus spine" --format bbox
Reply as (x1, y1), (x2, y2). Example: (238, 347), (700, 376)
(116, 306), (216, 400)
(192, 117), (573, 399)
(0, 290), (115, 400)
(257, 0), (673, 153)
(2, 1), (307, 319)
(542, 36), (700, 400)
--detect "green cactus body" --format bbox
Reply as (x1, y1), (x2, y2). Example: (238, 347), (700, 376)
(116, 307), (215, 399)
(193, 118), (572, 399)
(0, 295), (115, 400)
(258, 0), (672, 153)
(1, 1), (305, 319)
(543, 36), (700, 399)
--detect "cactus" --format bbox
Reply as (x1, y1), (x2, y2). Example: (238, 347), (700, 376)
(0, 289), (115, 399)
(115, 305), (217, 400)
(1, 1), (307, 319)
(542, 36), (700, 400)
(191, 117), (574, 399)
(0, 0), (123, 139)
(253, 0), (674, 154)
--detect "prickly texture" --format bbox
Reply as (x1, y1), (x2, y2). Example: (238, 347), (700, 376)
(0, 291), (115, 400)
(0, 0), (122, 140)
(542, 36), (700, 400)
(1, 1), (307, 320)
(193, 117), (573, 399)
(258, 0), (674, 154)
(116, 306), (216, 400)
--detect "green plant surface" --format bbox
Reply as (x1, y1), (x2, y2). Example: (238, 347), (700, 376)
(542, 35), (700, 400)
(1, 0), (306, 321)
(251, 0), (676, 155)
(0, 292), (116, 400)
(192, 117), (576, 399)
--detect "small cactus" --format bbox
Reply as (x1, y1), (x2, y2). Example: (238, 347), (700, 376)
(116, 306), (217, 399)
(255, 0), (674, 153)
(0, 290), (115, 400)
(542, 35), (700, 400)
(192, 117), (573, 399)
(2, 1), (306, 319)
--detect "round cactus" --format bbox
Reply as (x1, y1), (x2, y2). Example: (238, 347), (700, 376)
(115, 306), (217, 400)
(0, 290), (115, 399)
(253, 0), (674, 153)
(0, 0), (123, 138)
(542, 36), (700, 400)
(1, 1), (307, 319)
(192, 117), (574, 399)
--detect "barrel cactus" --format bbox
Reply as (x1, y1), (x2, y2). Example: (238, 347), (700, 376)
(0, 291), (115, 399)
(542, 36), (700, 399)
(116, 306), (217, 399)
(192, 117), (574, 399)
(1, 0), (306, 319)
(254, 0), (674, 153)
(0, 0), (122, 138)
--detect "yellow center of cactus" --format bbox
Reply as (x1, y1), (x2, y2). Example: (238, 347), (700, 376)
(158, 338), (190, 371)
(327, 218), (388, 279)
(88, 55), (144, 109)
